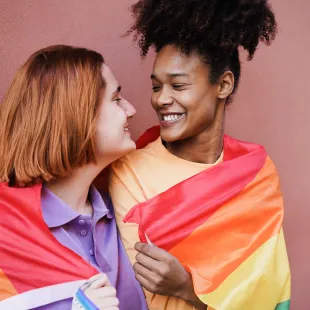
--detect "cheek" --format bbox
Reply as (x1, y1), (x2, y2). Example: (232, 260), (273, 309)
(185, 93), (217, 127)
(151, 93), (158, 109)
(96, 106), (125, 140)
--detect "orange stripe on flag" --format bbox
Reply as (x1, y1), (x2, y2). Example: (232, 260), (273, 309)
(169, 157), (283, 295)
(0, 268), (18, 301)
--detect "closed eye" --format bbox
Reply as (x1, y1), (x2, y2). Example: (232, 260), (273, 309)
(173, 84), (187, 90)
(152, 86), (161, 92)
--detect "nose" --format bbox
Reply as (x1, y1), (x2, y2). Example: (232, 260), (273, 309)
(119, 98), (136, 118)
(156, 87), (173, 107)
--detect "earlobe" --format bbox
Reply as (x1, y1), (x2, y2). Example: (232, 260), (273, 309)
(218, 71), (235, 100)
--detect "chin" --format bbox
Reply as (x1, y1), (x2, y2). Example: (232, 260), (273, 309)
(121, 139), (136, 155)
(95, 139), (136, 164)
(160, 127), (184, 142)
(108, 140), (137, 162)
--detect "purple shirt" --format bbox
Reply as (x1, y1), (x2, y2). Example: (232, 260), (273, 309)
(35, 185), (147, 310)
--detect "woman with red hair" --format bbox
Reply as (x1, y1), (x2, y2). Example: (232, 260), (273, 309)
(0, 45), (147, 310)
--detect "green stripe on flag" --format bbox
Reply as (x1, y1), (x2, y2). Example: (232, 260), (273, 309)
(275, 300), (290, 310)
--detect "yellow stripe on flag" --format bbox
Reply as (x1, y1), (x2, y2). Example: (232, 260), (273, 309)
(198, 229), (290, 310)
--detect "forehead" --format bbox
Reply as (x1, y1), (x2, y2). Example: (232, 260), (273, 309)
(153, 45), (206, 76)
(101, 64), (119, 90)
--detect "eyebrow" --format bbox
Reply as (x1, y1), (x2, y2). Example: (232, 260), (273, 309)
(151, 73), (190, 79)
(113, 86), (122, 94)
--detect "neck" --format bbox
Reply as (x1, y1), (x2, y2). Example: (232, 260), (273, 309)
(166, 101), (225, 164)
(46, 163), (105, 215)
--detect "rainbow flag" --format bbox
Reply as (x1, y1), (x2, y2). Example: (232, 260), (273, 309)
(0, 183), (98, 309)
(125, 127), (291, 310)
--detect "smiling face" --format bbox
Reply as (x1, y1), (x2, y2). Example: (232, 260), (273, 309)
(151, 45), (223, 142)
(94, 64), (137, 163)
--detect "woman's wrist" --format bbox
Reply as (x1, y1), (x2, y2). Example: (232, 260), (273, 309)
(175, 274), (207, 310)
(185, 293), (207, 310)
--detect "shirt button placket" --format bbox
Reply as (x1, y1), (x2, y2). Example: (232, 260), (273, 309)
(80, 229), (87, 236)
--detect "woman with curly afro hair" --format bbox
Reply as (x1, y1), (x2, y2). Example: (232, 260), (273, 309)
(110, 1), (291, 309)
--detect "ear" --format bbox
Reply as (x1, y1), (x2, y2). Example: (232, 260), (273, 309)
(217, 71), (235, 100)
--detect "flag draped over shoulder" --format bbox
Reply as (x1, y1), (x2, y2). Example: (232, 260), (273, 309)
(0, 183), (98, 309)
(125, 127), (291, 310)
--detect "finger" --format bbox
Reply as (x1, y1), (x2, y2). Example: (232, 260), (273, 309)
(91, 274), (110, 289)
(87, 273), (105, 282)
(135, 251), (160, 271)
(135, 242), (169, 261)
(96, 297), (119, 307)
(133, 262), (156, 282)
(135, 273), (159, 294)
(83, 273), (110, 290)
(86, 286), (117, 299)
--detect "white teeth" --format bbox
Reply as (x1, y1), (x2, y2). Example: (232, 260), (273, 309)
(124, 128), (129, 131)
(163, 114), (183, 122)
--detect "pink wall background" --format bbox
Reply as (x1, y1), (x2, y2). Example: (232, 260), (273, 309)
(0, 0), (309, 308)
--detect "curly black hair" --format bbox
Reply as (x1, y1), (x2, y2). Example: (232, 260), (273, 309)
(127, 0), (277, 102)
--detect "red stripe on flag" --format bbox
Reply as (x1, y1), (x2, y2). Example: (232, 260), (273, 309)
(125, 135), (267, 251)
(0, 184), (98, 294)
(135, 126), (160, 149)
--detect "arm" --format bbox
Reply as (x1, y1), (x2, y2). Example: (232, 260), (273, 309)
(109, 171), (207, 308)
(109, 171), (143, 265)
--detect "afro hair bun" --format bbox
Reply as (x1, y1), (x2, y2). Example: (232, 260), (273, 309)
(127, 0), (277, 60)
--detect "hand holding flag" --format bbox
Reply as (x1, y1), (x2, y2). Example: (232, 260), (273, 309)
(134, 242), (207, 310)
(73, 274), (119, 310)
